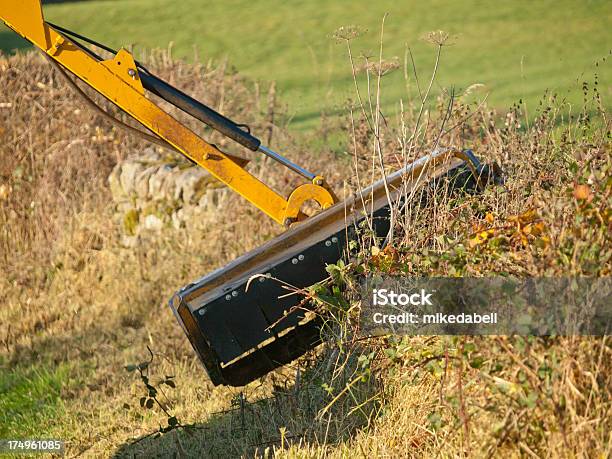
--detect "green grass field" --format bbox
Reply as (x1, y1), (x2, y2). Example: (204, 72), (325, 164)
(2, 0), (610, 131)
(0, 362), (72, 438)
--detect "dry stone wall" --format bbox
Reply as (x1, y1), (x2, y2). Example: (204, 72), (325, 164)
(108, 148), (228, 242)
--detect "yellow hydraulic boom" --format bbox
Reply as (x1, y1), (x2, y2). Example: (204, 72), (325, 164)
(1, 0), (500, 386)
(1, 0), (335, 226)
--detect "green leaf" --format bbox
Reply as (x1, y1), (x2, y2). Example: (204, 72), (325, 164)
(469, 356), (484, 369)
(538, 364), (552, 379)
(491, 362), (503, 373)
(383, 347), (397, 361)
(524, 391), (538, 409)
(427, 411), (443, 431)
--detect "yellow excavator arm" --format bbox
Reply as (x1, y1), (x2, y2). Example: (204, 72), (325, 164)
(1, 0), (335, 226)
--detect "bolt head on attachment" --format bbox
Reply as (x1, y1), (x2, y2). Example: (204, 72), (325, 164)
(127, 68), (137, 77)
(314, 178), (324, 186)
(283, 218), (294, 228)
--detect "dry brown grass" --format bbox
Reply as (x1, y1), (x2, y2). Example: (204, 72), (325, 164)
(0, 49), (351, 457)
(299, 27), (610, 457)
(0, 42), (610, 459)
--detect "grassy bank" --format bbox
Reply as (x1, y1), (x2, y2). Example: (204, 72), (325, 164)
(2, 0), (611, 131)
(0, 35), (610, 457)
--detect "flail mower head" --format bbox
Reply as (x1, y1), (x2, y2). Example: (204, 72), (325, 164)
(170, 149), (501, 386)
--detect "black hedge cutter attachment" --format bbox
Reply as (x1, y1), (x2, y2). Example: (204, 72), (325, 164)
(170, 149), (501, 386)
(1, 1), (502, 387)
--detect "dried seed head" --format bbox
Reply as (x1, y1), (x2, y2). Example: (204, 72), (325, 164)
(332, 25), (367, 43)
(358, 57), (400, 77)
(421, 30), (455, 46)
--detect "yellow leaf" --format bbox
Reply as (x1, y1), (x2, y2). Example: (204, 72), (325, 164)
(485, 212), (495, 224)
(573, 184), (592, 202)
(531, 222), (546, 236)
(519, 209), (539, 224)
(536, 236), (551, 249)
(468, 236), (482, 248)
